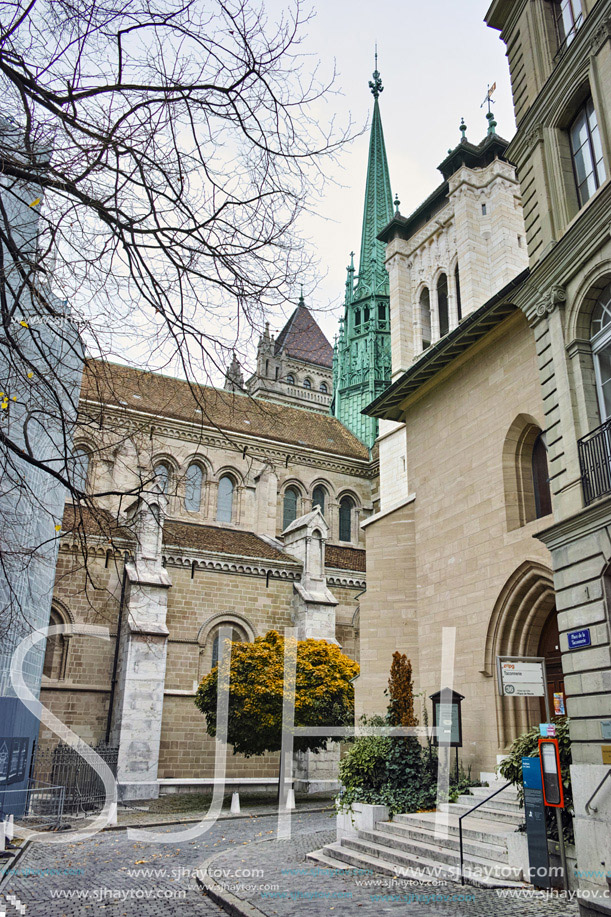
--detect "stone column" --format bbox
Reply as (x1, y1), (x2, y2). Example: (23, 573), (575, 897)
(111, 491), (171, 802)
(282, 508), (341, 793)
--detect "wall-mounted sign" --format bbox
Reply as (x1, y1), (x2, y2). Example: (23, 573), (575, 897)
(567, 629), (591, 650)
(602, 747), (611, 765)
(553, 693), (566, 716)
(601, 721), (611, 740)
(497, 657), (545, 697)
(540, 723), (557, 737)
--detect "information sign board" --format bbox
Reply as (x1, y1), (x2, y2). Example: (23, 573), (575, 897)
(497, 657), (545, 697)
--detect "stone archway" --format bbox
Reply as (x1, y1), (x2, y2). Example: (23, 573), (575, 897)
(484, 561), (556, 749)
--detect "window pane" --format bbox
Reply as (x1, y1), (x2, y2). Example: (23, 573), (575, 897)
(437, 274), (449, 337)
(532, 435), (552, 518)
(283, 487), (298, 529)
(591, 285), (611, 336)
(339, 497), (353, 542)
(217, 475), (234, 522)
(185, 464), (203, 512)
(73, 448), (89, 492)
(154, 462), (170, 494)
(312, 486), (325, 515)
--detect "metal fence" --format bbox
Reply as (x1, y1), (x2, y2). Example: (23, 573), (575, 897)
(30, 742), (118, 816)
(0, 780), (65, 831)
(578, 418), (611, 505)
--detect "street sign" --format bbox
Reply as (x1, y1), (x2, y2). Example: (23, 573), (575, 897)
(497, 657), (546, 697)
(567, 628), (591, 650)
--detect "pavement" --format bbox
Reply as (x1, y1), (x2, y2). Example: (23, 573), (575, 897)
(0, 807), (583, 917)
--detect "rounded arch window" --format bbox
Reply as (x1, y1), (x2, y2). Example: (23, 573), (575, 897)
(590, 282), (611, 420)
(532, 434), (552, 519)
(303, 378), (312, 390)
(217, 474), (235, 523)
(312, 484), (326, 515)
(72, 446), (90, 493)
(43, 607), (70, 680)
(154, 461), (171, 494)
(286, 373), (295, 385)
(210, 623), (248, 669)
(419, 288), (431, 350)
(283, 486), (299, 529)
(339, 495), (355, 542)
(319, 382), (328, 394)
(185, 463), (204, 513)
(437, 273), (449, 337)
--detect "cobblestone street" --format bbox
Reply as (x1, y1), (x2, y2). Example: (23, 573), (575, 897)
(0, 810), (584, 917)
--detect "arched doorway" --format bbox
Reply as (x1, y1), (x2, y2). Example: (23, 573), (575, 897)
(538, 609), (566, 720)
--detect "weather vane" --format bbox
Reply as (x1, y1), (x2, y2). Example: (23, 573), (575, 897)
(481, 82), (496, 114)
(369, 44), (383, 100)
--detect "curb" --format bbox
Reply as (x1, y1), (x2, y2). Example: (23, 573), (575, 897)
(0, 839), (31, 893)
(195, 845), (271, 917)
(104, 804), (332, 832)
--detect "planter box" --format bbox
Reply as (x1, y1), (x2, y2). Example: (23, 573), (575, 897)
(336, 803), (390, 842)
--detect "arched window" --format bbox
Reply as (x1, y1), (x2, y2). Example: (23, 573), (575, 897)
(355, 309), (361, 329)
(72, 447), (90, 492)
(319, 382), (328, 394)
(339, 495), (354, 542)
(286, 373), (295, 385)
(211, 625), (247, 669)
(591, 282), (611, 420)
(455, 263), (462, 321)
(437, 274), (449, 337)
(185, 463), (203, 513)
(378, 303), (386, 322)
(43, 607), (69, 680)
(532, 434), (552, 519)
(419, 288), (431, 350)
(217, 475), (235, 523)
(312, 485), (326, 515)
(303, 378), (312, 390)
(283, 486), (299, 529)
(154, 461), (171, 494)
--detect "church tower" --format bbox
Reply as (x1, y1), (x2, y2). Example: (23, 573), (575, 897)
(332, 58), (394, 448)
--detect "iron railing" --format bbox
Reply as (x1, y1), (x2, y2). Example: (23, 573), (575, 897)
(30, 742), (118, 816)
(585, 768), (611, 815)
(458, 781), (513, 885)
(578, 418), (611, 505)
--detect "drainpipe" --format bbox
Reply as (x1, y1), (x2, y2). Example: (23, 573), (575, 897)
(105, 552), (129, 745)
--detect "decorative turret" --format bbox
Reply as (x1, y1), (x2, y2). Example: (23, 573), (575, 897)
(224, 352), (244, 392)
(331, 55), (394, 448)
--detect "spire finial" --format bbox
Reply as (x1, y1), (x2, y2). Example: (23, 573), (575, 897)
(459, 117), (468, 142)
(394, 193), (401, 215)
(481, 82), (497, 134)
(299, 284), (304, 305)
(369, 46), (383, 100)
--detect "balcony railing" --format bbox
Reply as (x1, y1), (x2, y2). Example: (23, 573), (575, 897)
(578, 418), (611, 505)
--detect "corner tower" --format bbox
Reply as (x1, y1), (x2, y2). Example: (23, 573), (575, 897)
(332, 58), (394, 447)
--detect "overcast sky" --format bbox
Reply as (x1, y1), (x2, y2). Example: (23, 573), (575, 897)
(264, 0), (515, 348)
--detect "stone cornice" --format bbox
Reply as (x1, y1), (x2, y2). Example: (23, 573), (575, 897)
(524, 283), (567, 327)
(326, 572), (366, 589)
(80, 399), (375, 479)
(536, 493), (611, 551)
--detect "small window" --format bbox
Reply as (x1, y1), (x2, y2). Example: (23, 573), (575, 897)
(283, 486), (299, 529)
(312, 485), (326, 515)
(217, 475), (234, 523)
(481, 203), (487, 216)
(570, 97), (606, 208)
(43, 607), (68, 680)
(420, 288), (431, 350)
(303, 378), (312, 390)
(319, 382), (328, 394)
(154, 461), (171, 494)
(275, 366), (279, 380)
(454, 264), (462, 322)
(437, 274), (449, 338)
(532, 434), (552, 518)
(554, 0), (583, 48)
(355, 309), (361, 329)
(185, 463), (203, 513)
(364, 306), (370, 323)
(339, 495), (354, 542)
(286, 373), (295, 385)
(72, 447), (90, 493)
(265, 360), (269, 376)
(378, 303), (386, 322)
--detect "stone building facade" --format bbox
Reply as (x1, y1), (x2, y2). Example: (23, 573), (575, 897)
(485, 0), (611, 910)
(41, 346), (372, 799)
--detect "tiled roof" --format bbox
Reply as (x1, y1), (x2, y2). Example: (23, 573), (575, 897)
(274, 304), (334, 369)
(62, 503), (133, 541)
(82, 360), (368, 460)
(325, 544), (366, 573)
(162, 521), (298, 563)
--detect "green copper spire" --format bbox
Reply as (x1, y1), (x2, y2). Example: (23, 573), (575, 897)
(357, 57), (394, 299)
(331, 57), (393, 449)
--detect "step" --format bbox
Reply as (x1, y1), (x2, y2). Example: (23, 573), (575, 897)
(307, 841), (442, 884)
(455, 792), (522, 814)
(305, 848), (355, 870)
(467, 785), (519, 801)
(373, 820), (509, 863)
(392, 810), (518, 845)
(328, 837), (527, 888)
(357, 827), (510, 871)
(438, 802), (524, 826)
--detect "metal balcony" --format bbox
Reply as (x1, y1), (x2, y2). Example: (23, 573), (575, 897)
(578, 418), (611, 505)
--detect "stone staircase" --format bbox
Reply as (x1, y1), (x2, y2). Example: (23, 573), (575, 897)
(307, 784), (530, 888)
